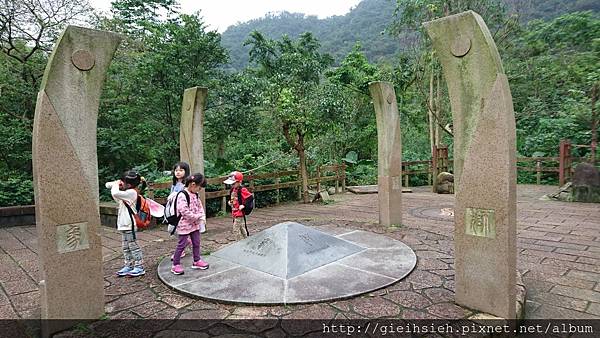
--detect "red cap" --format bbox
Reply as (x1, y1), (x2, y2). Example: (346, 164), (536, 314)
(223, 171), (243, 184)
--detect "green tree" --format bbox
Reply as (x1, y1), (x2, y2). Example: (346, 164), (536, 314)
(0, 0), (93, 205)
(327, 44), (430, 173)
(325, 43), (382, 161)
(392, 0), (519, 40)
(245, 31), (334, 202)
(0, 0), (92, 121)
(97, 2), (228, 182)
(204, 71), (267, 162)
(389, 0), (522, 160)
(110, 0), (180, 36)
(506, 11), (600, 159)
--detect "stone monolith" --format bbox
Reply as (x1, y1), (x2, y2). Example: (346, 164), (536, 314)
(424, 11), (517, 318)
(369, 81), (402, 227)
(180, 86), (207, 207)
(32, 26), (121, 333)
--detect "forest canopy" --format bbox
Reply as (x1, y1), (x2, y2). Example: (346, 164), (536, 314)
(0, 0), (598, 207)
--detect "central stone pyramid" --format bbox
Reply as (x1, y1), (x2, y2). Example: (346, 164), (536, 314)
(212, 221), (365, 279)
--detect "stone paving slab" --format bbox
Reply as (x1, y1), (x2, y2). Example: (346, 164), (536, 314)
(177, 265), (285, 304)
(310, 225), (355, 236)
(286, 263), (395, 303)
(339, 230), (407, 249)
(0, 185), (598, 333)
(336, 247), (416, 279)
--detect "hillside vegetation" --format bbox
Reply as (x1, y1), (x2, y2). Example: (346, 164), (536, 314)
(0, 0), (598, 209)
(221, 0), (600, 69)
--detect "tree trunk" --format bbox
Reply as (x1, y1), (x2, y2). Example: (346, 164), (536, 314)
(217, 139), (225, 159)
(591, 83), (598, 164)
(283, 122), (309, 203)
(435, 72), (441, 147)
(297, 133), (309, 203)
(428, 59), (435, 159)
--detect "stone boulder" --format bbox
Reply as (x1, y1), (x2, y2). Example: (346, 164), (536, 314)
(571, 163), (600, 203)
(435, 172), (454, 194)
(547, 182), (572, 202)
(309, 189), (333, 203)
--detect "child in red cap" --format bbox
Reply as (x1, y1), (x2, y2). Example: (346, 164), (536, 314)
(224, 171), (253, 240)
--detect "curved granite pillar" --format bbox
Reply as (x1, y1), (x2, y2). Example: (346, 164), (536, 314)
(32, 26), (120, 325)
(369, 82), (402, 227)
(424, 11), (517, 318)
(180, 86), (207, 207)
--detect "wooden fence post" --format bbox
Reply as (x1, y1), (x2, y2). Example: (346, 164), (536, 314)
(559, 139), (571, 186)
(275, 177), (280, 204)
(335, 164), (340, 194)
(559, 140), (565, 186)
(316, 165), (321, 192)
(249, 171), (255, 192)
(341, 163), (346, 192)
(221, 183), (227, 212)
(432, 145), (438, 191)
(567, 144), (573, 183)
(536, 160), (541, 185)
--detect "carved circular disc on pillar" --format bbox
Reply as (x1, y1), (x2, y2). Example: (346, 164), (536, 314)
(186, 103), (192, 111)
(450, 36), (471, 57)
(71, 50), (95, 71)
(386, 94), (394, 104)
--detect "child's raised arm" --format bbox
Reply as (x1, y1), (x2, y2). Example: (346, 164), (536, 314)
(109, 180), (136, 202)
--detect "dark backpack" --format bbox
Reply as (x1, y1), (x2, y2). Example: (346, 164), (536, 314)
(237, 187), (255, 216)
(165, 190), (191, 234)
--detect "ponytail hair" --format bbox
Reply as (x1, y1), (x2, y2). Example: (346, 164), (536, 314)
(185, 173), (207, 188)
(122, 170), (147, 192)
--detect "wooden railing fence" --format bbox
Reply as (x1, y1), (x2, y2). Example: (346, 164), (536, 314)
(400, 156), (598, 187)
(147, 164), (346, 209)
(147, 140), (598, 208)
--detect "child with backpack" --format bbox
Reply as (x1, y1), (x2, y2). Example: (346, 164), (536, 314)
(105, 170), (147, 277)
(165, 161), (193, 260)
(224, 171), (254, 240)
(169, 161), (206, 233)
(171, 173), (209, 275)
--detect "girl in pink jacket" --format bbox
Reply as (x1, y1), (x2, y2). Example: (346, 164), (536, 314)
(171, 173), (209, 275)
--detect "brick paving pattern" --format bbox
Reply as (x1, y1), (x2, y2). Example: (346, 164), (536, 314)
(0, 185), (599, 324)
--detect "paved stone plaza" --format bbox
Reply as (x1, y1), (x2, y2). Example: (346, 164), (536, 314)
(0, 185), (599, 325)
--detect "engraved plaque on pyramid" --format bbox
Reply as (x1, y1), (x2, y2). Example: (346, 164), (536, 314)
(212, 221), (365, 279)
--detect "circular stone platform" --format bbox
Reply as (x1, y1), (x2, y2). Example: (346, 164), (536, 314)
(158, 222), (417, 304)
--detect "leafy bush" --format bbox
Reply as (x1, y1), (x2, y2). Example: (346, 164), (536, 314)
(344, 151), (377, 186)
(0, 176), (33, 207)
